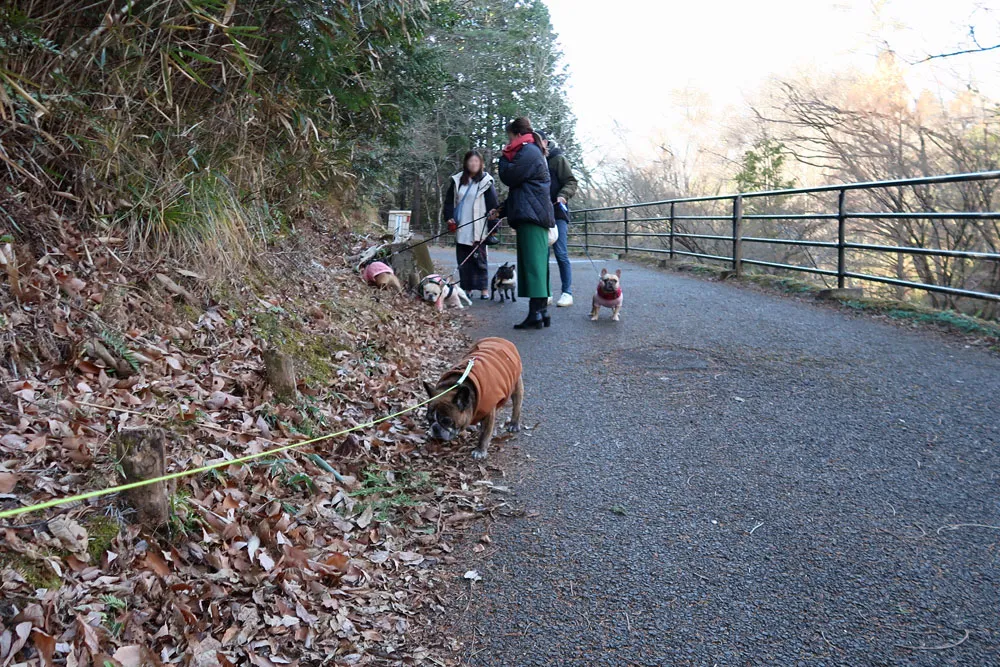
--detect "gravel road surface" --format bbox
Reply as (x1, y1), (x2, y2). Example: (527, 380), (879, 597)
(429, 247), (1000, 666)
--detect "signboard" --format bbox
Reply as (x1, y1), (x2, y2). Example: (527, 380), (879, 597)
(387, 210), (411, 241)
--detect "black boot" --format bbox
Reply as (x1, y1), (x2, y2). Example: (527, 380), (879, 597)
(541, 307), (551, 327)
(513, 311), (543, 330)
(513, 299), (545, 330)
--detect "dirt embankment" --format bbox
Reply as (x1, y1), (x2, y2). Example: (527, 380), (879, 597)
(0, 208), (498, 666)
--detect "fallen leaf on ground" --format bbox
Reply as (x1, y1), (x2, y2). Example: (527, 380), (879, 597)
(0, 472), (18, 493)
(48, 516), (88, 556)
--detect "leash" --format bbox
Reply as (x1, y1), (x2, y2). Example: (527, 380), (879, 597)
(582, 246), (605, 280)
(0, 360), (475, 520)
(454, 217), (503, 272)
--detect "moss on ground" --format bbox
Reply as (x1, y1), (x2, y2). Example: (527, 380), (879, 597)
(173, 302), (202, 324)
(254, 310), (349, 385)
(682, 263), (727, 278)
(0, 552), (63, 591)
(742, 273), (820, 295)
(841, 298), (1000, 341)
(84, 514), (120, 562)
(0, 513), (120, 592)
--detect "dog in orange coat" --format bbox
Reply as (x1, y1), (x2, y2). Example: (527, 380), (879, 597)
(424, 337), (523, 460)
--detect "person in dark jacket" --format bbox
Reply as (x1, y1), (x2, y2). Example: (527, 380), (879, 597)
(495, 117), (555, 330)
(442, 150), (499, 298)
(538, 131), (579, 306)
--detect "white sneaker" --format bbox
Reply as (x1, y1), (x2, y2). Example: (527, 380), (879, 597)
(556, 293), (574, 307)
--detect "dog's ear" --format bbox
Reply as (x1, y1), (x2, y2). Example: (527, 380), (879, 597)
(454, 384), (473, 411)
(601, 268), (608, 276)
(615, 269), (622, 278)
(423, 380), (437, 398)
(510, 263), (515, 270)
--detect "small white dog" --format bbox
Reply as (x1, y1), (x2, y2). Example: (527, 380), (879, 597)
(420, 274), (472, 311)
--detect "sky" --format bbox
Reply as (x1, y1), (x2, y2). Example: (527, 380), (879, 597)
(543, 0), (1000, 164)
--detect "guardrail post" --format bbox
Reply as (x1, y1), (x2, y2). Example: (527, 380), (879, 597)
(583, 210), (589, 253)
(837, 188), (847, 289)
(669, 202), (675, 259)
(732, 195), (743, 277)
(623, 206), (629, 255)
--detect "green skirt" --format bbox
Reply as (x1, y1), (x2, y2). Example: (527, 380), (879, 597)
(515, 223), (551, 298)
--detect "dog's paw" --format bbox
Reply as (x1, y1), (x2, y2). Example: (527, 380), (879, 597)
(507, 422), (520, 433)
(612, 314), (620, 321)
(471, 448), (488, 460)
(590, 315), (599, 321)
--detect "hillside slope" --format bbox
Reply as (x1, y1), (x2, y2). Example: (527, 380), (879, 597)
(0, 212), (495, 666)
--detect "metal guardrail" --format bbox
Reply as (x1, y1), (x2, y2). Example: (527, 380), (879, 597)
(496, 170), (1000, 303)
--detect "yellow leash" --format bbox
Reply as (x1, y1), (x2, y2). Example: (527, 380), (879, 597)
(0, 360), (474, 520)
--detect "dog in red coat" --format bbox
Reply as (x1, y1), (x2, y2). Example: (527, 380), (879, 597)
(591, 268), (623, 321)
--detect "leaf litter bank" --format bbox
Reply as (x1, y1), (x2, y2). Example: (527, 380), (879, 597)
(0, 214), (505, 666)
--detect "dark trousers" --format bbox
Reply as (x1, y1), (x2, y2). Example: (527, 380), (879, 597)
(456, 243), (489, 292)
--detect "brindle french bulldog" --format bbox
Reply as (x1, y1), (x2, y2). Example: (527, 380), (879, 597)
(424, 337), (523, 460)
(490, 262), (517, 303)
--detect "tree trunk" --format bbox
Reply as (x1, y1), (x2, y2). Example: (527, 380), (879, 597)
(395, 171), (409, 210)
(411, 174), (423, 234)
(484, 95), (496, 173)
(433, 168), (444, 238)
(263, 349), (297, 401)
(115, 429), (170, 526)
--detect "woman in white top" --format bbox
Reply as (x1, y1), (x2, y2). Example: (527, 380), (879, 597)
(444, 150), (500, 299)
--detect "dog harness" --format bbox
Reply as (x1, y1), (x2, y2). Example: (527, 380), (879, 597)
(441, 337), (522, 425)
(419, 273), (458, 311)
(419, 274), (454, 298)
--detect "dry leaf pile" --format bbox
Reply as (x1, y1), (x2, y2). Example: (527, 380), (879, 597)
(0, 217), (506, 666)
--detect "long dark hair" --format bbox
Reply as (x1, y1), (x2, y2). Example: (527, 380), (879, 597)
(506, 117), (547, 156)
(460, 150), (485, 185)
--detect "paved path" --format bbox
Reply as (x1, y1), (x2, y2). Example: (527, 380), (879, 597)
(429, 247), (1000, 666)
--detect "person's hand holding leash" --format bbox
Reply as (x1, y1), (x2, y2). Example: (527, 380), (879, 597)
(488, 209), (499, 221)
(447, 218), (457, 232)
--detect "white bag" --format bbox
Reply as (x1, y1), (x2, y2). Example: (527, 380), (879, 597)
(547, 225), (559, 246)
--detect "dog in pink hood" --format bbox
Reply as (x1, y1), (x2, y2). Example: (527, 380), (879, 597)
(362, 261), (402, 292)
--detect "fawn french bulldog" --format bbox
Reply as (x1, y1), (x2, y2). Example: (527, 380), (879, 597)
(591, 268), (623, 321)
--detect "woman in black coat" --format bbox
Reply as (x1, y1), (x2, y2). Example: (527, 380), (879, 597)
(496, 117), (555, 330)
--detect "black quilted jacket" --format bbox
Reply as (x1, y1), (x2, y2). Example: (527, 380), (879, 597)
(498, 141), (555, 229)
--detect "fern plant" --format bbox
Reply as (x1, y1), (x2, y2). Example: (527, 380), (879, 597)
(100, 329), (140, 372)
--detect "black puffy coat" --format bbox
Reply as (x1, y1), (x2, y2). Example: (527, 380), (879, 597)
(498, 141), (555, 229)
